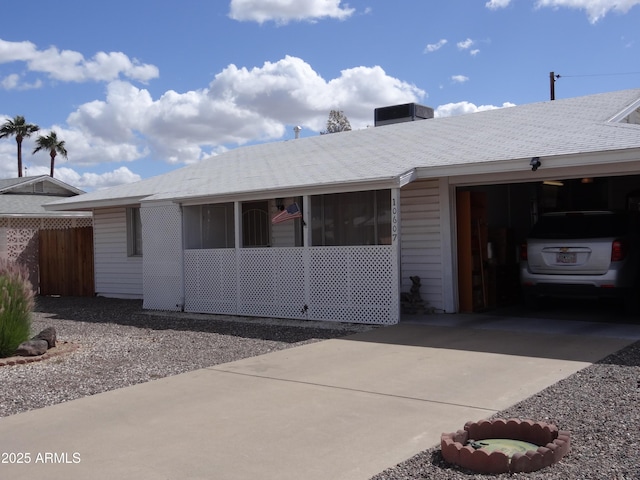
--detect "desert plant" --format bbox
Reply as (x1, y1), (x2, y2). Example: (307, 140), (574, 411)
(0, 260), (35, 357)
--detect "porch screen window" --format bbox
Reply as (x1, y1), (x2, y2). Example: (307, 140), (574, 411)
(242, 201), (270, 247)
(183, 203), (235, 249)
(310, 189), (391, 246)
(127, 207), (143, 256)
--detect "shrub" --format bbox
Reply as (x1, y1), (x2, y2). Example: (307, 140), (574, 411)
(0, 260), (35, 357)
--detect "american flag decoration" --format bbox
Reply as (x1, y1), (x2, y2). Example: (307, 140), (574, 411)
(272, 203), (302, 224)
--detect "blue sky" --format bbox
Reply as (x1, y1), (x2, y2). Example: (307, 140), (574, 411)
(1, 0), (639, 191)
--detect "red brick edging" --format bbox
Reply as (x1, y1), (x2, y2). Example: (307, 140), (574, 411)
(441, 418), (571, 474)
(0, 342), (79, 367)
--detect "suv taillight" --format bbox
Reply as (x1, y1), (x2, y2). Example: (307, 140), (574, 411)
(611, 240), (626, 262)
(520, 243), (528, 261)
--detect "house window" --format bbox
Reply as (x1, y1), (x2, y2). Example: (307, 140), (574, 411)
(242, 201), (270, 247)
(127, 207), (143, 256)
(183, 203), (235, 249)
(311, 189), (391, 246)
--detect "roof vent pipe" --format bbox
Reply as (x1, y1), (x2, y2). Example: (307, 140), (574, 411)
(294, 126), (302, 139)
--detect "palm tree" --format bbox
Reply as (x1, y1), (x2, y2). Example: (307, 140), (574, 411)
(32, 131), (68, 178)
(0, 115), (40, 177)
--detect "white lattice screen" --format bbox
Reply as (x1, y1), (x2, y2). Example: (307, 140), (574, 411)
(309, 246), (397, 324)
(238, 248), (306, 318)
(181, 245), (398, 324)
(142, 204), (183, 311)
(184, 249), (237, 314)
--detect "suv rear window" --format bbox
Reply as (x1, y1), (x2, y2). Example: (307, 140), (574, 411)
(529, 211), (639, 239)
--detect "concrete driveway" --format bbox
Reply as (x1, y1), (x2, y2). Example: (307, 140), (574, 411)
(1, 313), (638, 480)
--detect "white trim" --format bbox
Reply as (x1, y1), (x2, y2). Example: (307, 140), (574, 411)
(443, 149), (640, 187)
(171, 178), (403, 208)
(607, 97), (640, 123)
(439, 178), (456, 313)
(391, 187), (401, 320)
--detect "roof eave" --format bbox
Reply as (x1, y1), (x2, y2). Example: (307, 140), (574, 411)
(147, 174), (413, 207)
(44, 195), (151, 211)
(420, 148), (640, 185)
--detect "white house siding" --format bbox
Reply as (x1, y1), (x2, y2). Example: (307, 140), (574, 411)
(400, 179), (445, 312)
(271, 217), (297, 247)
(270, 198), (300, 247)
(93, 208), (143, 299)
(141, 203), (183, 311)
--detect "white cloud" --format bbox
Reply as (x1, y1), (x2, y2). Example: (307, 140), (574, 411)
(470, 49), (481, 56)
(0, 38), (159, 84)
(424, 39), (448, 53)
(54, 166), (142, 191)
(0, 73), (42, 90)
(537, 0), (640, 22)
(486, 0), (640, 22)
(435, 101), (516, 117)
(485, 0), (511, 9)
(451, 75), (470, 84)
(457, 38), (475, 50)
(56, 56), (425, 166)
(229, 0), (355, 24)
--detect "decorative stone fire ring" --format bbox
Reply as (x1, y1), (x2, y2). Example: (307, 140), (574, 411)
(440, 418), (571, 474)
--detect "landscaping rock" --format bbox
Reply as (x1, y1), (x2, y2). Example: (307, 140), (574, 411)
(15, 339), (48, 356)
(33, 326), (56, 348)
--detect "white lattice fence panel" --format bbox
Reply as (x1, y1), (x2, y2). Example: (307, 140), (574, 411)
(75, 217), (93, 228)
(40, 217), (92, 230)
(142, 204), (183, 311)
(309, 246), (397, 324)
(5, 228), (39, 289)
(238, 248), (305, 318)
(7, 229), (38, 262)
(9, 218), (41, 229)
(184, 249), (237, 314)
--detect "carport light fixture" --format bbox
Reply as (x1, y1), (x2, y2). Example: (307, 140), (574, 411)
(530, 157), (541, 172)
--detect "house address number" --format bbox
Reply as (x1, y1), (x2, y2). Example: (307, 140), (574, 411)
(392, 197), (398, 243)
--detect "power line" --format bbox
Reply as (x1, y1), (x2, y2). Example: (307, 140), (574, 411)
(558, 71), (640, 78)
(549, 70), (640, 100)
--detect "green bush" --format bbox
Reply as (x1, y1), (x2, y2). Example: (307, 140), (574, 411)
(0, 260), (34, 357)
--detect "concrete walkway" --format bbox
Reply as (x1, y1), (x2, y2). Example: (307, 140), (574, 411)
(1, 315), (639, 480)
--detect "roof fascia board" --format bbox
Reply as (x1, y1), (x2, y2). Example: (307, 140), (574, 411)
(0, 212), (92, 218)
(43, 195), (150, 211)
(398, 169), (418, 187)
(441, 148), (640, 186)
(607, 97), (640, 123)
(152, 177), (404, 207)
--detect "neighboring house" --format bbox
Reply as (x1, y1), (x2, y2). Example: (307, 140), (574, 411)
(0, 176), (92, 290)
(46, 89), (640, 324)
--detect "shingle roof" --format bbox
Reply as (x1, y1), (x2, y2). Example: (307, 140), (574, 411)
(0, 175), (85, 195)
(0, 194), (91, 217)
(46, 89), (640, 211)
(0, 176), (88, 217)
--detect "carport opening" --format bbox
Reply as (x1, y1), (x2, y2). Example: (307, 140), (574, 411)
(455, 174), (640, 314)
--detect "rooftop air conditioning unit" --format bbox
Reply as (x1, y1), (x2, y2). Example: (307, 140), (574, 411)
(374, 103), (434, 127)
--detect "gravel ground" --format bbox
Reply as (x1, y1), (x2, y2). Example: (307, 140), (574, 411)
(0, 296), (371, 417)
(1, 296), (638, 479)
(372, 340), (640, 480)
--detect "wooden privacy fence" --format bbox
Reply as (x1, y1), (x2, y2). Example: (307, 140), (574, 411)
(38, 226), (94, 297)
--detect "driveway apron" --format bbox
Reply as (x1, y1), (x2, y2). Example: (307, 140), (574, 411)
(1, 315), (638, 480)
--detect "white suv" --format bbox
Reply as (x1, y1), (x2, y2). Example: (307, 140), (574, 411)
(520, 211), (640, 312)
